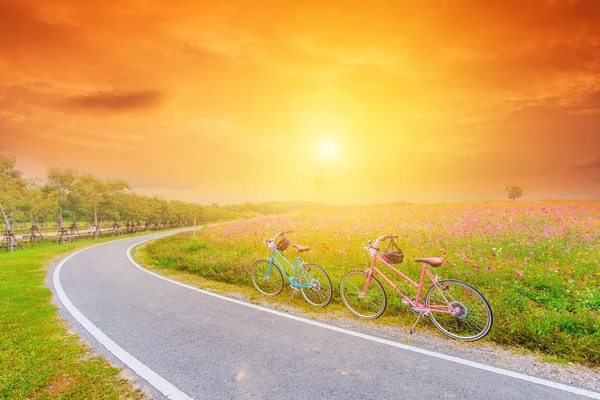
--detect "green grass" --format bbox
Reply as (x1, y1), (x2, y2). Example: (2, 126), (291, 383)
(0, 236), (161, 399)
(138, 202), (600, 367)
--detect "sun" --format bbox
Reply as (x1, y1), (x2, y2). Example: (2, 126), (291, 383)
(316, 138), (341, 162)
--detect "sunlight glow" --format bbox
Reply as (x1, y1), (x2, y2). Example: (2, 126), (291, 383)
(316, 138), (341, 162)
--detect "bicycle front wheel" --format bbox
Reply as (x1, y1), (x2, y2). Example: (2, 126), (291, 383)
(298, 263), (333, 307)
(250, 260), (284, 296)
(426, 279), (493, 342)
(339, 270), (386, 319)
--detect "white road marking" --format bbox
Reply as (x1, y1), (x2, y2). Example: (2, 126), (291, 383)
(127, 237), (600, 400)
(53, 240), (193, 400)
(51, 231), (600, 400)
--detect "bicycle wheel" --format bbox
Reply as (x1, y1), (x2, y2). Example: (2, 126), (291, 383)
(298, 263), (333, 307)
(250, 260), (284, 296)
(339, 270), (386, 319)
(426, 280), (493, 341)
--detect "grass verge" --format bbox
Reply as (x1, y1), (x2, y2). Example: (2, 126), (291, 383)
(0, 231), (186, 399)
(133, 232), (482, 346)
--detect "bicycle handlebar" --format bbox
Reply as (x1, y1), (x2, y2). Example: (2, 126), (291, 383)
(372, 235), (398, 245)
(365, 235), (399, 252)
(265, 230), (293, 243)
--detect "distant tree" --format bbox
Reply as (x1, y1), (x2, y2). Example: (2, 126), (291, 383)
(0, 154), (25, 231)
(105, 179), (130, 193)
(73, 174), (107, 226)
(1, 155), (298, 243)
(20, 178), (54, 227)
(100, 179), (131, 223)
(65, 185), (87, 228)
(506, 185), (523, 201)
(0, 154), (27, 250)
(114, 192), (143, 227)
(43, 167), (78, 229)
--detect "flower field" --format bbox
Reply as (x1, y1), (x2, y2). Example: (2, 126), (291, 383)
(143, 201), (600, 365)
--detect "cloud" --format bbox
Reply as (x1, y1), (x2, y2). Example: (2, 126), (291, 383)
(7, 121), (147, 151)
(571, 157), (600, 183)
(0, 1), (76, 54)
(3, 0), (600, 202)
(62, 90), (165, 113)
(572, 158), (600, 171)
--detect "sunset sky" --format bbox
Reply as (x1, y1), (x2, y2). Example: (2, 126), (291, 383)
(1, 0), (599, 205)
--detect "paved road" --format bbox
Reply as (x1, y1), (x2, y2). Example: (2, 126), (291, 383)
(48, 231), (599, 400)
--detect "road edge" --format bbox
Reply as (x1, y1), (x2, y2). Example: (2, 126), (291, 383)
(49, 231), (194, 400)
(127, 238), (600, 400)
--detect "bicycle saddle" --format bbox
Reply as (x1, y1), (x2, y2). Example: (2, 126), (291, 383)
(415, 257), (444, 267)
(293, 244), (310, 252)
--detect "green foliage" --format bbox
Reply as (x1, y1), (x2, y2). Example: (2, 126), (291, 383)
(145, 234), (250, 284)
(518, 276), (568, 309)
(1, 155), (302, 234)
(0, 154), (26, 230)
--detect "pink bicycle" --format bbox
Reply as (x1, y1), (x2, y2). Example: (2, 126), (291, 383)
(339, 235), (493, 341)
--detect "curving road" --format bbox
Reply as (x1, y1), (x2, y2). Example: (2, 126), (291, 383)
(47, 231), (600, 400)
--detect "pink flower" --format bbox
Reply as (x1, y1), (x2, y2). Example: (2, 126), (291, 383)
(516, 270), (523, 277)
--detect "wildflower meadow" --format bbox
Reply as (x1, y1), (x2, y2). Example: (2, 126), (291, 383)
(143, 201), (600, 365)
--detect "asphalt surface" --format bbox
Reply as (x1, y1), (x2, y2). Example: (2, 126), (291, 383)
(47, 231), (599, 400)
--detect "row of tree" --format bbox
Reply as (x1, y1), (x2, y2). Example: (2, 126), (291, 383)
(0, 154), (286, 247)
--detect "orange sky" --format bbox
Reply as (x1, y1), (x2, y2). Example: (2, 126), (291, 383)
(1, 0), (599, 204)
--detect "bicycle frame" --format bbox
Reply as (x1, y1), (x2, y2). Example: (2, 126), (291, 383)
(266, 245), (313, 289)
(362, 252), (457, 316)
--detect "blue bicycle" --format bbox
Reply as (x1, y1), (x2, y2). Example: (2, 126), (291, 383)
(250, 231), (333, 307)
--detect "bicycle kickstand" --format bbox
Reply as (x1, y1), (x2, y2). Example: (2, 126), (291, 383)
(289, 287), (299, 302)
(409, 312), (427, 334)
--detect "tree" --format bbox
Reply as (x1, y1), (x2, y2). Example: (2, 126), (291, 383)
(20, 178), (54, 227)
(74, 174), (107, 226)
(100, 179), (131, 223)
(43, 167), (78, 229)
(0, 154), (26, 250)
(506, 185), (523, 201)
(147, 195), (168, 226)
(0, 155), (26, 224)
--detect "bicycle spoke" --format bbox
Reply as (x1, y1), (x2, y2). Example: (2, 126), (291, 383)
(251, 260), (284, 296)
(339, 271), (386, 319)
(299, 263), (332, 307)
(426, 280), (493, 341)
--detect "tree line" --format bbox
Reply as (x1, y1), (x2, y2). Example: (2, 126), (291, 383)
(0, 154), (287, 238)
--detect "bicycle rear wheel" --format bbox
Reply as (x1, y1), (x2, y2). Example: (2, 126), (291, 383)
(298, 263), (332, 307)
(426, 279), (493, 341)
(339, 270), (386, 319)
(250, 260), (284, 296)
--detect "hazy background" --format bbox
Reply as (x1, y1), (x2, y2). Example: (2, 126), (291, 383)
(1, 0), (599, 205)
